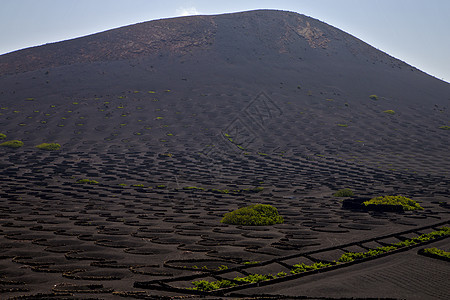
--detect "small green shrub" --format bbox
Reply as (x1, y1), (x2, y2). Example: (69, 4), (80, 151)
(243, 261), (260, 265)
(191, 272), (284, 291)
(0, 133), (6, 140)
(383, 110), (395, 114)
(76, 179), (98, 184)
(337, 124), (348, 127)
(277, 271), (288, 277)
(191, 279), (236, 291)
(290, 262), (332, 274)
(36, 143), (61, 151)
(333, 188), (354, 197)
(234, 273), (275, 283)
(339, 246), (397, 262)
(363, 195), (423, 211)
(422, 247), (450, 259)
(0, 140), (24, 148)
(439, 125), (450, 130)
(369, 95), (379, 100)
(221, 204), (284, 226)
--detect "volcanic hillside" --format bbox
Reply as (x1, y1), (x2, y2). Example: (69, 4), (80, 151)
(0, 9), (449, 299)
(0, 10), (449, 167)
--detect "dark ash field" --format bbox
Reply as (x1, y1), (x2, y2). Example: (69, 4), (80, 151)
(0, 10), (449, 299)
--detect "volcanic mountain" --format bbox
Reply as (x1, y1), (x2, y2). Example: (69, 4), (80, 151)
(0, 9), (449, 164)
(0, 10), (449, 299)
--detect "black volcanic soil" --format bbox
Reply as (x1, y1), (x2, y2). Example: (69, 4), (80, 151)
(0, 9), (449, 299)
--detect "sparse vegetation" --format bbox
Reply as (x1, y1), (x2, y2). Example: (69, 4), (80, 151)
(290, 262), (332, 274)
(218, 265), (229, 271)
(191, 279), (236, 291)
(420, 247), (450, 260)
(189, 227), (449, 292)
(0, 133), (6, 140)
(76, 179), (99, 184)
(210, 187), (263, 195)
(383, 110), (395, 114)
(369, 95), (379, 100)
(339, 227), (449, 262)
(211, 189), (231, 194)
(337, 124), (348, 127)
(36, 143), (61, 151)
(191, 272), (287, 291)
(223, 133), (245, 150)
(221, 204), (284, 226)
(439, 125), (450, 130)
(363, 195), (423, 211)
(187, 264), (229, 271)
(243, 261), (260, 265)
(338, 246), (397, 262)
(247, 187), (264, 193)
(0, 140), (24, 148)
(333, 188), (354, 197)
(234, 273), (276, 283)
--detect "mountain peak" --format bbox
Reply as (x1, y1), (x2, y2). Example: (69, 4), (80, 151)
(0, 9), (397, 75)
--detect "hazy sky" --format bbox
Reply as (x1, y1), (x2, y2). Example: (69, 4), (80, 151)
(1, 0), (449, 82)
